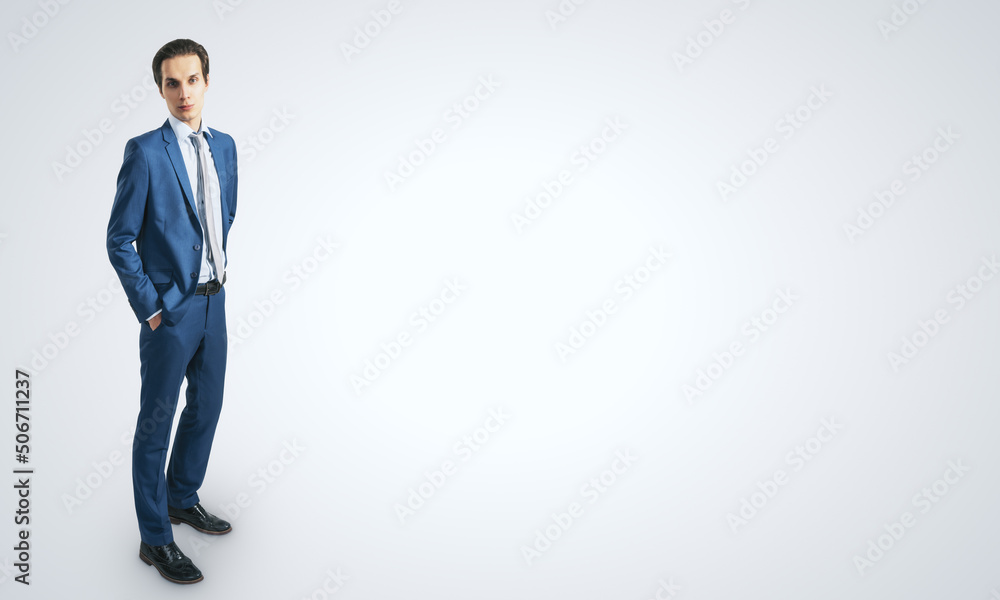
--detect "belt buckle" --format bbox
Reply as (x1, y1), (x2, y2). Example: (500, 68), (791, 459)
(208, 280), (220, 295)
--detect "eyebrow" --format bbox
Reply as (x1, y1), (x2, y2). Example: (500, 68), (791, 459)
(164, 73), (201, 82)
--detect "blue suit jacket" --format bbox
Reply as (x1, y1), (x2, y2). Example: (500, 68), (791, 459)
(107, 120), (238, 326)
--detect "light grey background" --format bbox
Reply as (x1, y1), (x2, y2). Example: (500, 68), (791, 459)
(1, 0), (998, 598)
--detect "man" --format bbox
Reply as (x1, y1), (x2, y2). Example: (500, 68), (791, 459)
(107, 39), (238, 585)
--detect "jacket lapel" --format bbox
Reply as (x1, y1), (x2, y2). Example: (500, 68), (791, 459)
(160, 121), (200, 227)
(203, 128), (230, 233)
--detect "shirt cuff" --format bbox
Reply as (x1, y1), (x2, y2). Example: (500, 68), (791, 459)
(146, 309), (162, 322)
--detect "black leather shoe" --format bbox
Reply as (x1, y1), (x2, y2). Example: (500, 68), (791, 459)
(139, 541), (203, 584)
(168, 502), (232, 535)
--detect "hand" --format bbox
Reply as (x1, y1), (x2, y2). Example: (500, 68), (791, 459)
(148, 313), (162, 331)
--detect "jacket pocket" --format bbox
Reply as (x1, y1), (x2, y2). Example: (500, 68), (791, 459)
(146, 270), (173, 287)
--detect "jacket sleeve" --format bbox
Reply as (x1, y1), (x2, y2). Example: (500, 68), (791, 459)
(228, 136), (238, 226)
(106, 139), (160, 323)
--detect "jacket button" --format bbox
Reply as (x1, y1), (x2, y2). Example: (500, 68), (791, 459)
(190, 273), (197, 279)
(194, 244), (201, 251)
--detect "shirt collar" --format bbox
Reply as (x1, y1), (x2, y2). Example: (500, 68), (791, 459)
(167, 113), (214, 143)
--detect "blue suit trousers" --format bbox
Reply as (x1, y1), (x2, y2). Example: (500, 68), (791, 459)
(133, 289), (227, 546)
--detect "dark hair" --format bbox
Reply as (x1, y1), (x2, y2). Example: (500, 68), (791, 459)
(152, 39), (209, 90)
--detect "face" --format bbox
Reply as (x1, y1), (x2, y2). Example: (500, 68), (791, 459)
(158, 54), (209, 130)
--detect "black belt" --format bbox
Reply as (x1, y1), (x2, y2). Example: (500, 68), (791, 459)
(195, 272), (226, 296)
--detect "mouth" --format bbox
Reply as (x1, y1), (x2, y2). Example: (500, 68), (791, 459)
(178, 104), (194, 111)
